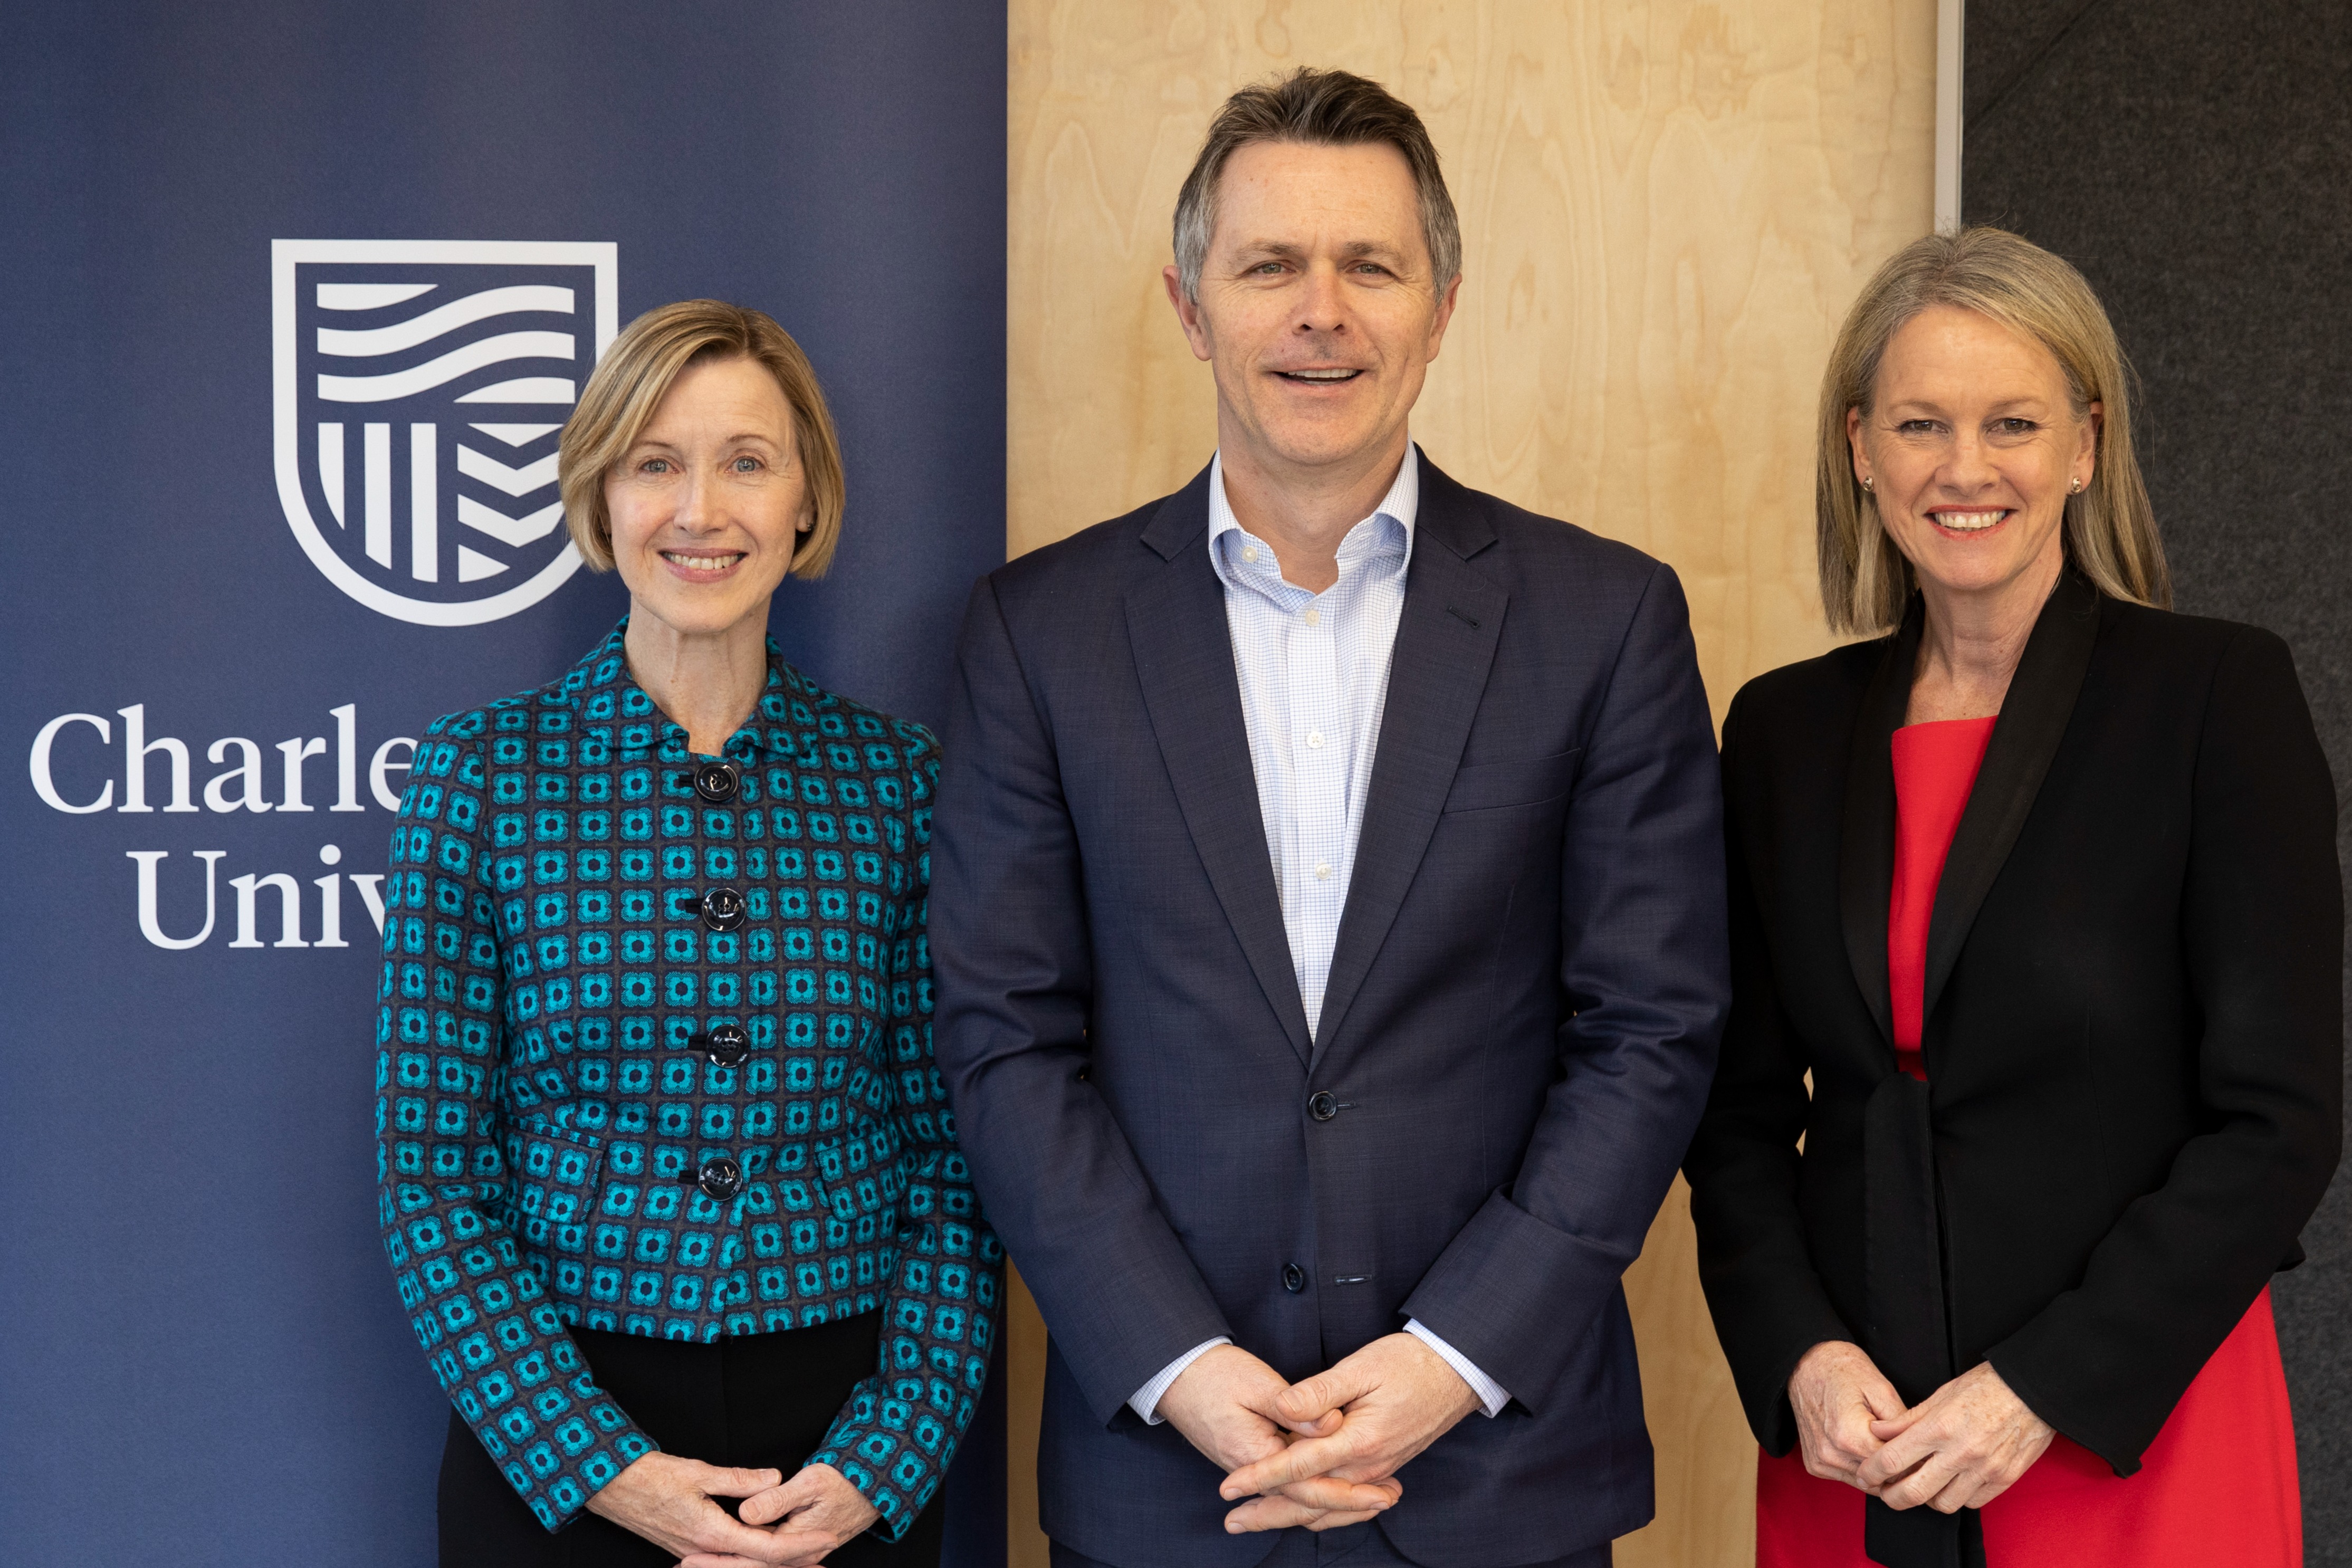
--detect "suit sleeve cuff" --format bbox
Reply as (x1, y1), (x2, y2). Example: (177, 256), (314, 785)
(1404, 1319), (1510, 1417)
(1130, 1337), (1230, 1426)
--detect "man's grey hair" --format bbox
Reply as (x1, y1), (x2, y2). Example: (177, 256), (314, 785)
(1172, 67), (1462, 304)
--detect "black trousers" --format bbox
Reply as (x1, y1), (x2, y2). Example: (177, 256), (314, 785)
(438, 1311), (943, 1566)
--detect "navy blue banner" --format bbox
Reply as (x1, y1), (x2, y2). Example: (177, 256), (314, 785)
(0, 5), (1006, 1562)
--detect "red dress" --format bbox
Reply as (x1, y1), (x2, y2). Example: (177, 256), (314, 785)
(1755, 716), (2304, 1567)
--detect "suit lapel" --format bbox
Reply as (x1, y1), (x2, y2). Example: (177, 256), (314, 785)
(1838, 604), (1921, 1051)
(1126, 466), (1314, 1066)
(1920, 571), (2100, 1030)
(1312, 458), (1505, 1062)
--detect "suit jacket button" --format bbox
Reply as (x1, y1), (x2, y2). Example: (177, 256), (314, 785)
(694, 761), (741, 803)
(1307, 1091), (1338, 1122)
(1283, 1263), (1307, 1294)
(701, 886), (747, 931)
(699, 1156), (743, 1199)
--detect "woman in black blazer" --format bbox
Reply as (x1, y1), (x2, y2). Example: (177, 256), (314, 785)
(1684, 228), (2339, 1568)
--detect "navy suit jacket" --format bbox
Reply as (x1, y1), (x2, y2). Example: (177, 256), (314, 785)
(932, 454), (1729, 1566)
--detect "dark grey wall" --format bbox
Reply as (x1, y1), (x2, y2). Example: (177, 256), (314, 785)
(1965, 0), (2352, 1554)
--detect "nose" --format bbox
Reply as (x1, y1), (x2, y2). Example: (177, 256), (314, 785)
(673, 467), (720, 532)
(1939, 426), (1999, 495)
(1293, 260), (1350, 337)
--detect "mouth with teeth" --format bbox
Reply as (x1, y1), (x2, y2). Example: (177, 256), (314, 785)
(662, 550), (746, 577)
(1927, 508), (2010, 534)
(1276, 367), (1363, 384)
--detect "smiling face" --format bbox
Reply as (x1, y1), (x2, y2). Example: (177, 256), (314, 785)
(1168, 138), (1457, 481)
(604, 353), (810, 640)
(1851, 304), (2098, 606)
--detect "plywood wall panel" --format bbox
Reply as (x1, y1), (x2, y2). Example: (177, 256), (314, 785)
(1006, 5), (1934, 1563)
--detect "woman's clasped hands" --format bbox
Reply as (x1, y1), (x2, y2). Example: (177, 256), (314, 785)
(587, 1450), (880, 1568)
(1789, 1341), (2057, 1515)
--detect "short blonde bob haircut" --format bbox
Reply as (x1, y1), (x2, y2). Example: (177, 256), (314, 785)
(1817, 227), (2170, 635)
(558, 299), (846, 579)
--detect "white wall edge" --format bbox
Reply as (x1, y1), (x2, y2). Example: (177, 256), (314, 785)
(1935, 0), (1964, 233)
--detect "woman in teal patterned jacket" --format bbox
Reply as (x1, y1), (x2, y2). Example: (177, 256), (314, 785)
(376, 299), (999, 1566)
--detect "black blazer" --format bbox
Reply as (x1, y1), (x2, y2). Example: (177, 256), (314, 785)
(1685, 573), (2340, 1500)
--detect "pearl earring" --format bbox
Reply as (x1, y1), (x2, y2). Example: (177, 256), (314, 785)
(2070, 477), (2082, 494)
(1861, 475), (1873, 492)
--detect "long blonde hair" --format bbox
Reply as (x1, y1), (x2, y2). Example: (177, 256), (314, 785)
(1816, 227), (2169, 635)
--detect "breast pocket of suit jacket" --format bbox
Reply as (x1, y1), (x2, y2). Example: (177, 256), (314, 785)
(503, 1120), (610, 1261)
(1441, 748), (1582, 815)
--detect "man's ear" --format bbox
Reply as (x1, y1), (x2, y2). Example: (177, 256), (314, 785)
(1423, 271), (1463, 362)
(1164, 264), (1215, 364)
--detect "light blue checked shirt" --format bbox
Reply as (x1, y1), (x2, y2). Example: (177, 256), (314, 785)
(1129, 448), (1509, 1426)
(1212, 449), (1413, 1040)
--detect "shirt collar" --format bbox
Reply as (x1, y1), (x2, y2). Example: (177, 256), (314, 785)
(1208, 445), (1417, 596)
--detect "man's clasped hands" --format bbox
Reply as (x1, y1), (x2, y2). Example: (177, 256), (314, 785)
(1155, 1333), (1485, 1534)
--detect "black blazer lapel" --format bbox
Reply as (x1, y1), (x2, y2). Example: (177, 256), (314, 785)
(1920, 571), (2101, 1032)
(1838, 603), (1922, 1052)
(1313, 457), (1505, 1062)
(1126, 469), (1314, 1066)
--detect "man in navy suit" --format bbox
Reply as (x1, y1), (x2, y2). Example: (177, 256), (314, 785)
(932, 67), (1728, 1568)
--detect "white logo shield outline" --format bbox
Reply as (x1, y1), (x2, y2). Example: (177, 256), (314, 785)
(271, 239), (619, 626)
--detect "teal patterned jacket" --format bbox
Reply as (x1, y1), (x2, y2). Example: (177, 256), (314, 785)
(374, 621), (1001, 1534)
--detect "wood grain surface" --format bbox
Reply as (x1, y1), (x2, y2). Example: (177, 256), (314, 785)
(1002, 5), (1935, 1563)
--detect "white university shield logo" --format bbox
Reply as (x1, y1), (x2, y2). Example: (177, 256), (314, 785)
(271, 240), (619, 624)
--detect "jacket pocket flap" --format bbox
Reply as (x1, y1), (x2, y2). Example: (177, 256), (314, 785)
(1442, 749), (1581, 814)
(504, 1120), (609, 1221)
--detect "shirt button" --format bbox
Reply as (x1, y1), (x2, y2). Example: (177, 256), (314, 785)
(693, 761), (741, 803)
(1242, 546), (1259, 563)
(1303, 608), (1321, 626)
(1305, 730), (1325, 749)
(699, 1156), (743, 1200)
(700, 887), (746, 932)
(1307, 1090), (1339, 1122)
(1314, 862), (1333, 881)
(1282, 1263), (1307, 1293)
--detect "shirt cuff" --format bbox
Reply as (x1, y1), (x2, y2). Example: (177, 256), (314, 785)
(1130, 1337), (1231, 1426)
(1404, 1319), (1509, 1418)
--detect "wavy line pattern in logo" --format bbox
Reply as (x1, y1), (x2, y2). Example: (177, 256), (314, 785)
(315, 284), (578, 404)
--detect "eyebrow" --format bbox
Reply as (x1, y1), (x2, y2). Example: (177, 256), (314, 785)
(1230, 238), (1409, 263)
(630, 430), (785, 448)
(1882, 394), (2054, 415)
